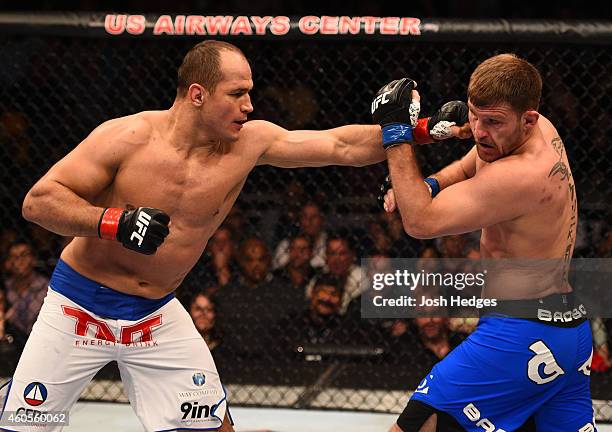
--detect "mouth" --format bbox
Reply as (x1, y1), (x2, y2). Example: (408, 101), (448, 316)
(317, 301), (336, 310)
(477, 142), (494, 149)
(233, 119), (247, 127)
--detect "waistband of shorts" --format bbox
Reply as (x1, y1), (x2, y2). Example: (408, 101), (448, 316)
(50, 259), (174, 321)
(479, 292), (588, 328)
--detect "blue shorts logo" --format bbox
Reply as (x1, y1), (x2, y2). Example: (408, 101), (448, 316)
(415, 374), (432, 395)
(24, 382), (47, 406)
(192, 372), (206, 387)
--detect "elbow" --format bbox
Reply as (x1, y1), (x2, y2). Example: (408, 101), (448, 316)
(401, 217), (437, 240)
(22, 191), (36, 222)
(22, 187), (42, 223)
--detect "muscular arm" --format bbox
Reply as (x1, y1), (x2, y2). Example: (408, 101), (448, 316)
(387, 145), (537, 239)
(22, 118), (143, 237)
(250, 120), (386, 168)
(383, 145), (476, 213)
(429, 145), (477, 190)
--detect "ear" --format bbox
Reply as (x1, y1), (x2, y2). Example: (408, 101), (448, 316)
(188, 83), (208, 107)
(522, 110), (539, 131)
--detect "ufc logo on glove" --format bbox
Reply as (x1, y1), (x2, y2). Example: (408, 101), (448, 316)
(131, 211), (152, 246)
(371, 91), (391, 113)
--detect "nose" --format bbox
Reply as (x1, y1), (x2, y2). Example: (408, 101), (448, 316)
(472, 120), (488, 141)
(241, 95), (253, 113)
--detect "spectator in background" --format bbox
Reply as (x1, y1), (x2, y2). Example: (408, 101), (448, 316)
(276, 274), (367, 354)
(273, 232), (315, 298)
(3, 241), (48, 348)
(304, 275), (345, 342)
(203, 225), (238, 291)
(189, 293), (222, 352)
(413, 316), (466, 361)
(273, 202), (327, 270)
(386, 286), (466, 370)
(216, 237), (302, 358)
(235, 236), (273, 290)
(306, 233), (363, 315)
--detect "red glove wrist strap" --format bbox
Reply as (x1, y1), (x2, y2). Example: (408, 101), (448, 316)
(413, 117), (433, 144)
(98, 208), (123, 240)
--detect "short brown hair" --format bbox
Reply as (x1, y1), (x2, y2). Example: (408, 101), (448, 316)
(176, 40), (246, 97)
(468, 54), (542, 112)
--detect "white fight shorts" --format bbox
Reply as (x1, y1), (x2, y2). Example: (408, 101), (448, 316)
(0, 259), (229, 432)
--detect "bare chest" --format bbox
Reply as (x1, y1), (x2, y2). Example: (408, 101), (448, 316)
(108, 150), (253, 229)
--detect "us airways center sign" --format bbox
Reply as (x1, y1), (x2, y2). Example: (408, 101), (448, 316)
(103, 15), (422, 36)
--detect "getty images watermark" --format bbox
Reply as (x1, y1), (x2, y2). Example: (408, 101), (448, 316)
(360, 258), (612, 319)
(371, 267), (494, 309)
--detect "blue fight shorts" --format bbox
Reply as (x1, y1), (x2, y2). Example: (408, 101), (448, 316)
(404, 313), (596, 431)
(50, 258), (174, 320)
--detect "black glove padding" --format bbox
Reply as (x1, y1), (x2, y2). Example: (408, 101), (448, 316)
(371, 78), (416, 126)
(117, 207), (170, 255)
(377, 174), (392, 211)
(428, 100), (469, 140)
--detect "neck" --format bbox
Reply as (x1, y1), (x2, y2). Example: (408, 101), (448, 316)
(167, 100), (226, 155)
(510, 125), (539, 157)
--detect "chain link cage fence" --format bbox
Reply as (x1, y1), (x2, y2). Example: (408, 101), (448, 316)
(0, 14), (611, 421)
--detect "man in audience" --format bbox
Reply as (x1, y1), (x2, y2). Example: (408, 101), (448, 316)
(3, 241), (48, 348)
(273, 202), (328, 270)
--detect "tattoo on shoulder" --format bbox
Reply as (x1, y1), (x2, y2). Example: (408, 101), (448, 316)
(548, 137), (571, 181)
(548, 161), (570, 181)
(551, 137), (564, 157)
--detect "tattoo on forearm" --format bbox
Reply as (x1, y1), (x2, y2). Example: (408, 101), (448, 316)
(548, 136), (577, 285)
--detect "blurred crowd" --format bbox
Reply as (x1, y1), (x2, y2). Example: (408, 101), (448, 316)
(2, 197), (611, 379)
